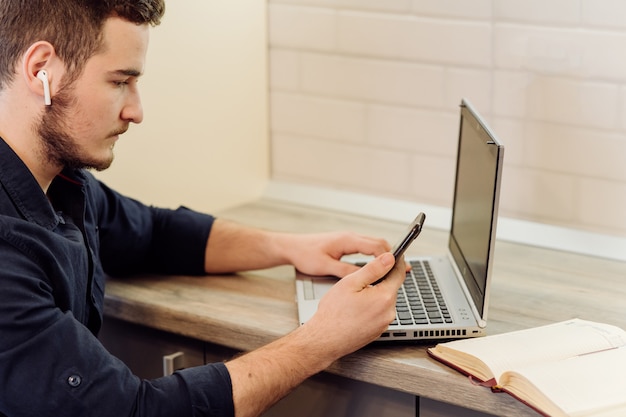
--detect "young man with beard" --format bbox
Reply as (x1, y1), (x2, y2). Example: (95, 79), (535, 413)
(0, 1), (406, 416)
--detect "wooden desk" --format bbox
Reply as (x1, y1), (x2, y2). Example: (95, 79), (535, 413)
(103, 200), (626, 416)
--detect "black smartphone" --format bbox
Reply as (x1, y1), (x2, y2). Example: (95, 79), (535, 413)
(373, 212), (426, 285)
(392, 212), (426, 259)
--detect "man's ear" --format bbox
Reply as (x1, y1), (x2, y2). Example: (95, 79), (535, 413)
(22, 41), (57, 105)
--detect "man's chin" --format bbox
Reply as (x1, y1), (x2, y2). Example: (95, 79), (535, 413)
(91, 156), (114, 171)
(68, 154), (114, 171)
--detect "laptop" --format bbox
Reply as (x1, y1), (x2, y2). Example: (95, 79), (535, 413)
(295, 98), (504, 341)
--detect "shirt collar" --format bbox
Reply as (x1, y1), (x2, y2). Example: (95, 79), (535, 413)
(0, 136), (85, 229)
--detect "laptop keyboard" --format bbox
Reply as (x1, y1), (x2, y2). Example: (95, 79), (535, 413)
(392, 260), (453, 326)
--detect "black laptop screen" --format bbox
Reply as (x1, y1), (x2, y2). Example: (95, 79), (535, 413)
(449, 101), (503, 317)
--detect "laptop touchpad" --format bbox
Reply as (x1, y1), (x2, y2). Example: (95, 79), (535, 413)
(304, 277), (336, 300)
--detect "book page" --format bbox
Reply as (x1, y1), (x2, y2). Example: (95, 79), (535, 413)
(501, 346), (626, 417)
(435, 319), (626, 384)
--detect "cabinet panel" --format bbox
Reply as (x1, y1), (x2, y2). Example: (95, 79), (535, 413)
(101, 318), (493, 417)
(263, 372), (416, 417)
(99, 317), (207, 379)
(420, 397), (497, 417)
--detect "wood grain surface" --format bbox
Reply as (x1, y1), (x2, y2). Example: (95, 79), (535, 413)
(104, 200), (626, 416)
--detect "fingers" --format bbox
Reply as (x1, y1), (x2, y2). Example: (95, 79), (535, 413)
(335, 233), (391, 258)
(330, 261), (362, 278)
(289, 231), (393, 278)
(313, 233), (392, 278)
(379, 254), (408, 290)
(333, 252), (410, 279)
(341, 252), (395, 289)
(361, 235), (392, 255)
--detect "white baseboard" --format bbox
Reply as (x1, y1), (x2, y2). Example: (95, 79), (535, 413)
(263, 180), (626, 263)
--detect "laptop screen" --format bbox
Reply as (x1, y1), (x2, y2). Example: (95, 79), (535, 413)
(448, 100), (504, 318)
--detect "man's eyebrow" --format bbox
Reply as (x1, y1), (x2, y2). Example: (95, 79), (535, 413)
(111, 69), (142, 77)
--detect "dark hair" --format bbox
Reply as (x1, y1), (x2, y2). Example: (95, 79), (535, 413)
(0, 0), (165, 90)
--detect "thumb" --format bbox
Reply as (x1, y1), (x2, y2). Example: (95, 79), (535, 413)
(343, 252), (396, 290)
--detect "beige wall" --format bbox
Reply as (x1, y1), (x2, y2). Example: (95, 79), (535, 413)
(95, 1), (626, 240)
(268, 0), (626, 239)
(96, 1), (269, 213)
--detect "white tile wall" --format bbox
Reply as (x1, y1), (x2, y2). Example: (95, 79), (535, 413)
(494, 0), (580, 24)
(268, 0), (626, 237)
(271, 93), (367, 143)
(582, 0), (626, 29)
(412, 0), (492, 19)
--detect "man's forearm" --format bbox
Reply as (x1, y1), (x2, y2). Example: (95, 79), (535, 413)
(224, 324), (333, 417)
(204, 218), (391, 277)
(204, 219), (290, 273)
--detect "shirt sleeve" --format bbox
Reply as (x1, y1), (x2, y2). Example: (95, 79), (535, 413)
(0, 221), (234, 417)
(86, 173), (215, 277)
(0, 218), (234, 417)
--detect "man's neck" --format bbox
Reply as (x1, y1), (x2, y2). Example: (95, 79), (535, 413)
(0, 90), (61, 193)
(0, 133), (61, 193)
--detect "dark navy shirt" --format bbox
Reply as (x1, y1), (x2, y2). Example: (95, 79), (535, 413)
(0, 137), (234, 417)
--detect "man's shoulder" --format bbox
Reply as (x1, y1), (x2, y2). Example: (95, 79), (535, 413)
(0, 214), (51, 256)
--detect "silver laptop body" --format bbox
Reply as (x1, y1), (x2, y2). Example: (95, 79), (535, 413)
(296, 99), (504, 341)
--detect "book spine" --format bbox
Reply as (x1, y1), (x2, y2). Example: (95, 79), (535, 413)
(426, 348), (497, 387)
(498, 386), (552, 417)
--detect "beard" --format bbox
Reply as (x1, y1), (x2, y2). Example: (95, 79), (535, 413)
(35, 87), (119, 172)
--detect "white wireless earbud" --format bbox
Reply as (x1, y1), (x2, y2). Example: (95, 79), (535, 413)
(36, 70), (51, 105)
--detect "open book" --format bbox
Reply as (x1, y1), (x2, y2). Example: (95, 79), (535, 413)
(427, 319), (626, 417)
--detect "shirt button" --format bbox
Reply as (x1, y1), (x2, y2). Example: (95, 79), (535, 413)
(67, 375), (82, 387)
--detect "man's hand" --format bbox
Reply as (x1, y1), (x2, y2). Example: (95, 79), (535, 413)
(284, 231), (392, 278)
(225, 252), (406, 417)
(303, 251), (406, 357)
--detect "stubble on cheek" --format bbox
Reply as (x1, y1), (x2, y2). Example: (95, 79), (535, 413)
(35, 89), (115, 171)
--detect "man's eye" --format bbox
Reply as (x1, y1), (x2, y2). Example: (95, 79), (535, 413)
(114, 80), (129, 87)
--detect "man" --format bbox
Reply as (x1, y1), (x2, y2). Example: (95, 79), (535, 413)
(0, 1), (406, 416)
